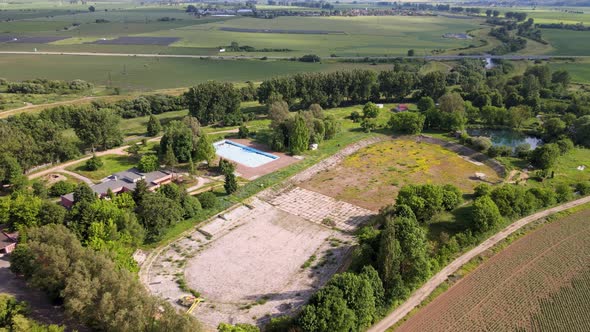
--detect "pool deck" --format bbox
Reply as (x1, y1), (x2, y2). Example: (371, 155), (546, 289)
(219, 139), (300, 180)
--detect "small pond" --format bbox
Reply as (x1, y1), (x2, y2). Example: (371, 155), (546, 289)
(467, 128), (543, 150)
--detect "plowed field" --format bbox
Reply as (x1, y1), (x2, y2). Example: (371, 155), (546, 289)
(395, 207), (590, 332)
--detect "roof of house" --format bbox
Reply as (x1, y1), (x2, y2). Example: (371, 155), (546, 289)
(114, 170), (144, 182)
(62, 169), (171, 203)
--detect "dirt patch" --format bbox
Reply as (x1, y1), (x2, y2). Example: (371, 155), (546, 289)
(145, 198), (353, 329)
(396, 207), (590, 332)
(300, 139), (502, 211)
(269, 187), (373, 232)
(41, 173), (67, 185)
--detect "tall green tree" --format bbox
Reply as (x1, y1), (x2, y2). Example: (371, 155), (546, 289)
(471, 196), (502, 232)
(160, 121), (193, 163)
(224, 172), (238, 195)
(162, 142), (178, 168)
(185, 81), (241, 125)
(136, 193), (184, 241)
(388, 112), (425, 134)
(298, 286), (357, 332)
(420, 71), (447, 100)
(417, 96), (435, 113)
(328, 273), (377, 330)
(137, 154), (159, 172)
(73, 183), (96, 205)
(72, 108), (123, 151)
(194, 134), (215, 166)
(572, 115), (590, 147)
(377, 217), (403, 296)
(146, 115), (162, 136)
(289, 115), (310, 155)
(530, 143), (561, 171)
(362, 102), (380, 119)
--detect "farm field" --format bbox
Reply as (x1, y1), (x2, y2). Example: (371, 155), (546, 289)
(0, 6), (486, 57)
(395, 205), (590, 332)
(493, 7), (590, 25)
(151, 16), (483, 57)
(549, 59), (590, 83)
(0, 55), (343, 90)
(300, 139), (501, 211)
(543, 29), (590, 56)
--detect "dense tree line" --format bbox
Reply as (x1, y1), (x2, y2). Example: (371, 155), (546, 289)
(92, 94), (186, 119)
(5, 78), (93, 94)
(9, 224), (202, 332)
(537, 22), (590, 31)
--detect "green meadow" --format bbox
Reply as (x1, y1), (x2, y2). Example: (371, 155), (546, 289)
(0, 6), (484, 57)
(543, 29), (590, 56)
(149, 15), (482, 57)
(0, 55), (345, 90)
(549, 59), (590, 84)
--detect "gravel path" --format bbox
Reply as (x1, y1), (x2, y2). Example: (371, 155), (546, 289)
(367, 195), (590, 332)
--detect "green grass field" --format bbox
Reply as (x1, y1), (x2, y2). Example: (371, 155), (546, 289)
(494, 7), (590, 25)
(549, 59), (590, 83)
(0, 55), (344, 90)
(543, 29), (590, 56)
(153, 15), (482, 57)
(0, 5), (485, 57)
(67, 154), (136, 181)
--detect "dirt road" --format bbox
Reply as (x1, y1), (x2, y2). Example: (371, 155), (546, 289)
(367, 195), (590, 332)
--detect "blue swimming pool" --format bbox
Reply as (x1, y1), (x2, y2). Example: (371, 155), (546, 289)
(213, 140), (279, 168)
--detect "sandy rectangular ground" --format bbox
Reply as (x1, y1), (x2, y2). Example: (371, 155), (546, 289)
(270, 187), (373, 232)
(145, 198), (353, 328)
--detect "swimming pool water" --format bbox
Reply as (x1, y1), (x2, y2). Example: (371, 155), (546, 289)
(213, 140), (279, 168)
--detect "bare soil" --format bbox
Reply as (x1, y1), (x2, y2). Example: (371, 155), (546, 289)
(145, 198), (354, 329)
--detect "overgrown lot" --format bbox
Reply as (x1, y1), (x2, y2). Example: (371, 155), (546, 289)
(300, 139), (501, 210)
